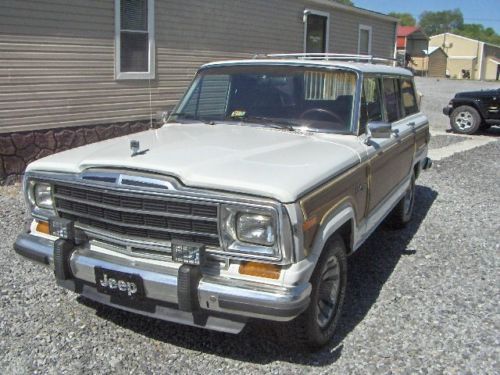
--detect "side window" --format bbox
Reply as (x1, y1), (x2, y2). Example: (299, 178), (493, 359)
(115, 0), (155, 79)
(382, 78), (402, 123)
(401, 79), (419, 116)
(360, 77), (383, 133)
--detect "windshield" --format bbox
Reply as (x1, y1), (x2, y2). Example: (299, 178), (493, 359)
(169, 65), (358, 134)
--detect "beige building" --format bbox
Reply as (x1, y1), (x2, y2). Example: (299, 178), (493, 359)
(430, 32), (500, 80)
(413, 47), (448, 77)
(0, 0), (397, 182)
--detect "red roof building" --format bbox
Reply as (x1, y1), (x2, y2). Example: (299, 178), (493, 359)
(397, 26), (429, 56)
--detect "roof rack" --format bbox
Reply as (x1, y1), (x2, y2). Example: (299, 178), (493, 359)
(253, 53), (397, 65)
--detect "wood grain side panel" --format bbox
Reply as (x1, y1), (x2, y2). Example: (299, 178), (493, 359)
(300, 164), (368, 250)
(368, 134), (415, 212)
(416, 127), (429, 150)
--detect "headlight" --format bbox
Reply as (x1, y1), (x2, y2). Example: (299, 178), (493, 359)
(236, 213), (275, 246)
(26, 180), (54, 214)
(220, 204), (280, 259)
(34, 183), (53, 209)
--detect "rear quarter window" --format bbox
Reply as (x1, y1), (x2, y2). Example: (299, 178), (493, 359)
(382, 78), (402, 123)
(401, 79), (419, 116)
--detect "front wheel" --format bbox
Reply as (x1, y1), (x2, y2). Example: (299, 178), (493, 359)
(450, 105), (481, 135)
(287, 235), (347, 349)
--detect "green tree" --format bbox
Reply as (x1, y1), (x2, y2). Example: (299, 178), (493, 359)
(454, 24), (500, 45)
(419, 9), (464, 35)
(388, 12), (416, 27)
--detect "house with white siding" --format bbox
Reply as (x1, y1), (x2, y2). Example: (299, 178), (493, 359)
(0, 0), (397, 182)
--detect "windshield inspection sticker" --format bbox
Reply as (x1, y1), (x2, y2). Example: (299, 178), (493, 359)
(231, 110), (246, 118)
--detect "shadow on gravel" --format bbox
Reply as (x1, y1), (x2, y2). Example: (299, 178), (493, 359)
(78, 185), (438, 367)
(446, 126), (500, 137)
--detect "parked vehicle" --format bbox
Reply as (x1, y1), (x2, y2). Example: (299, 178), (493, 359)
(443, 88), (500, 134)
(14, 54), (432, 349)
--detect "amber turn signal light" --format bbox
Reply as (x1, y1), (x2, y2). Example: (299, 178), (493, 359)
(36, 221), (50, 235)
(239, 262), (281, 279)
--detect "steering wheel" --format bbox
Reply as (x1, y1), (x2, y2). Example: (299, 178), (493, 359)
(299, 108), (343, 124)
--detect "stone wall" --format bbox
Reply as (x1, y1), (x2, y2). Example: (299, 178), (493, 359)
(0, 121), (153, 185)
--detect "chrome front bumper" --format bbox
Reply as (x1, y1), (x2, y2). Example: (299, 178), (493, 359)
(14, 233), (311, 334)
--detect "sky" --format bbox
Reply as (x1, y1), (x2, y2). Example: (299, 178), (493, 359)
(354, 0), (500, 33)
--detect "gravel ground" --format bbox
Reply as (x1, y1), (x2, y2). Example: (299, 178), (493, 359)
(1, 140), (499, 374)
(414, 77), (499, 132)
(428, 134), (470, 150)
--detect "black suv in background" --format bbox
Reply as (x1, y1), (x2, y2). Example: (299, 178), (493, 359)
(443, 89), (500, 134)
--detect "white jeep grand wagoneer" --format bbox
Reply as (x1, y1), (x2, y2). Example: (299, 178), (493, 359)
(15, 54), (431, 348)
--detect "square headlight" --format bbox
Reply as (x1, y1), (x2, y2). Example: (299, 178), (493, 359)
(34, 182), (53, 210)
(236, 213), (275, 246)
(220, 204), (280, 259)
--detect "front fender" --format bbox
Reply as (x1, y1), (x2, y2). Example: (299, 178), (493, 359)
(283, 203), (357, 285)
(452, 98), (486, 118)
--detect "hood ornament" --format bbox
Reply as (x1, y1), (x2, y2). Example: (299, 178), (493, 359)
(130, 140), (149, 157)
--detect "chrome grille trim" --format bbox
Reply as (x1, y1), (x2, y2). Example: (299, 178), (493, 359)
(53, 194), (218, 222)
(57, 208), (219, 238)
(53, 182), (221, 251)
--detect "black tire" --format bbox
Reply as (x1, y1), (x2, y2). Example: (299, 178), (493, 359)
(450, 105), (482, 135)
(287, 235), (347, 350)
(387, 173), (416, 229)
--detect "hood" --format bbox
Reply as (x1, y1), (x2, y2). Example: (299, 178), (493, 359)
(27, 123), (361, 202)
(456, 89), (499, 98)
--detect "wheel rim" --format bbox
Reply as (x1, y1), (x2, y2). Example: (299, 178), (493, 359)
(403, 182), (415, 215)
(316, 255), (341, 328)
(455, 111), (474, 130)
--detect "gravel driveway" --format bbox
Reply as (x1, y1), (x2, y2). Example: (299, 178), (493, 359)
(1, 79), (499, 374)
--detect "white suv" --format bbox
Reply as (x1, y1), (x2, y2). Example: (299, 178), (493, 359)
(15, 54), (431, 348)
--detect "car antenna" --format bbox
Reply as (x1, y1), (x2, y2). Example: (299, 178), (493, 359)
(148, 78), (154, 129)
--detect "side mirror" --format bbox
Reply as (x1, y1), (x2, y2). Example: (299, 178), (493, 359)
(368, 121), (392, 139)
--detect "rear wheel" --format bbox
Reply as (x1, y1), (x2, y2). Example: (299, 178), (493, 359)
(450, 105), (481, 135)
(287, 235), (347, 350)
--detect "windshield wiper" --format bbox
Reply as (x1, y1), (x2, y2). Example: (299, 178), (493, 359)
(169, 112), (215, 125)
(234, 116), (297, 132)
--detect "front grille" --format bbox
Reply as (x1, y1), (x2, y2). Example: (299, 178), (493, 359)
(53, 184), (220, 249)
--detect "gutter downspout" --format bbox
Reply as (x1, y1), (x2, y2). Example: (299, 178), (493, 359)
(478, 41), (485, 80)
(393, 23), (398, 67)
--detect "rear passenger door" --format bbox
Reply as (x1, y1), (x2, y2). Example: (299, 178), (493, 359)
(365, 76), (415, 214)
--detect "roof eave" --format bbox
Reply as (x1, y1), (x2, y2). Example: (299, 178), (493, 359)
(310, 0), (398, 22)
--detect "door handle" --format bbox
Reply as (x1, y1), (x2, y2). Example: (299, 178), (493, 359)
(408, 122), (416, 127)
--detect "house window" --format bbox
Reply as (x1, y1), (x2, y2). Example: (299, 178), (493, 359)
(358, 25), (372, 55)
(115, 0), (155, 80)
(304, 10), (330, 53)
